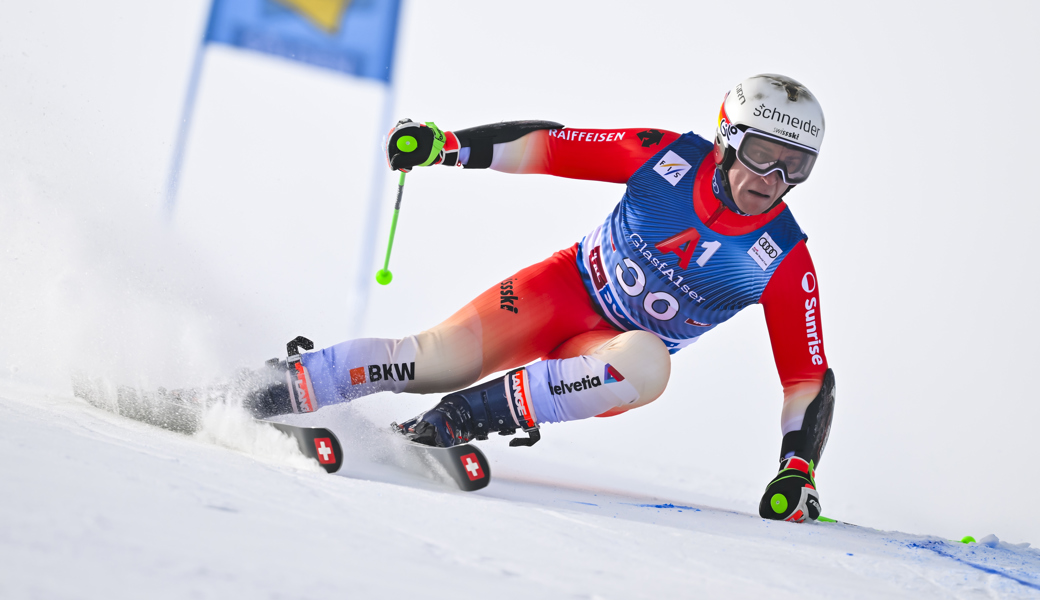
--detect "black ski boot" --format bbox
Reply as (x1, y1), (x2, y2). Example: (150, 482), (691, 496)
(244, 336), (319, 418)
(394, 371), (540, 448)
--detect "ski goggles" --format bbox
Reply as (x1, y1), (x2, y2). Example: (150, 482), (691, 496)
(728, 127), (819, 185)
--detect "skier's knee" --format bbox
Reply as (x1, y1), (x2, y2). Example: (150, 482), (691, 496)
(590, 330), (670, 408)
(521, 331), (670, 424)
(407, 327), (483, 393)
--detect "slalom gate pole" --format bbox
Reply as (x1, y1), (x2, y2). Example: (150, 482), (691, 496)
(375, 170), (407, 285)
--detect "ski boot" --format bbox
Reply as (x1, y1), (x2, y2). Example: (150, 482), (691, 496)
(394, 370), (540, 448)
(244, 336), (319, 418)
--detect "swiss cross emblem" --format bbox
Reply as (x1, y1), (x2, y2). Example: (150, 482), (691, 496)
(460, 453), (484, 481)
(314, 438), (336, 464)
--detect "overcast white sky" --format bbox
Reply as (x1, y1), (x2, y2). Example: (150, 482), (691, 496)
(1, 0), (1038, 544)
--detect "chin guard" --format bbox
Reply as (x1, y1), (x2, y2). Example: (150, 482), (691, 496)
(780, 368), (835, 467)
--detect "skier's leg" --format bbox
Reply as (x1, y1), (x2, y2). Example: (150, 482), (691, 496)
(254, 245), (614, 416)
(397, 329), (672, 446)
(543, 329), (671, 418)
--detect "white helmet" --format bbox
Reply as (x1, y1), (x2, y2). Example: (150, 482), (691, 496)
(716, 74), (825, 185)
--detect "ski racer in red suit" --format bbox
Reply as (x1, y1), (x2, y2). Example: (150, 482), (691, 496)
(250, 74), (835, 523)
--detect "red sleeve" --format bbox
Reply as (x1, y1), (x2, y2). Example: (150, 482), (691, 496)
(759, 240), (828, 394)
(463, 127), (681, 184)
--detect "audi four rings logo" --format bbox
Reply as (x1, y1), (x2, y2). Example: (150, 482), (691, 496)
(758, 237), (778, 258)
(747, 232), (782, 270)
(801, 272), (816, 293)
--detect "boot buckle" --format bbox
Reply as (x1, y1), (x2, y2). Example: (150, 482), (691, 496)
(509, 427), (541, 447)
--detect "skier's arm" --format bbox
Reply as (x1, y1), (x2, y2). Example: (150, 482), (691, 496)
(758, 240), (829, 435)
(448, 122), (682, 183)
(385, 119), (681, 184)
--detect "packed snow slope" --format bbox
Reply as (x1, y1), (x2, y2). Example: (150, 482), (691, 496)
(2, 386), (1038, 599)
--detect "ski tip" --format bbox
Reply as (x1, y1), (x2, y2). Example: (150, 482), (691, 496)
(314, 432), (344, 474)
(451, 444), (491, 491)
(959, 535), (976, 544)
(264, 421), (344, 474)
(408, 443), (491, 492)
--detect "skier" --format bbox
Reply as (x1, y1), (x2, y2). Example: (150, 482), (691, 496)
(249, 74), (835, 523)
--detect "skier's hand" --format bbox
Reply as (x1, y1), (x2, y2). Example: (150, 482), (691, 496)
(758, 456), (822, 523)
(385, 119), (453, 172)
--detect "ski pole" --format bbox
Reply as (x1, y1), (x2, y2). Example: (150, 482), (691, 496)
(378, 127), (434, 285)
(375, 167), (408, 286)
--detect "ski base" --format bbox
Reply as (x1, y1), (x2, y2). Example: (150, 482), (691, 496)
(261, 421), (344, 474)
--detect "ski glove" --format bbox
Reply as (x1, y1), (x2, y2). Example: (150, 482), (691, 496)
(385, 119), (458, 172)
(759, 456), (821, 523)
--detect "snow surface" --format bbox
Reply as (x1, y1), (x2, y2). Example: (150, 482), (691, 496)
(3, 387), (1039, 599)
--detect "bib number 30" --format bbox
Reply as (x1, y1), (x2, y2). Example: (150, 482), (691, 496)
(615, 259), (680, 321)
(614, 228), (721, 322)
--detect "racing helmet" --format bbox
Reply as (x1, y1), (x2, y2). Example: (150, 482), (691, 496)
(715, 74), (825, 186)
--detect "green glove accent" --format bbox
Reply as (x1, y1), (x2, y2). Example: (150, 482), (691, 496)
(396, 135), (417, 153)
(770, 493), (789, 514)
(418, 122), (447, 167)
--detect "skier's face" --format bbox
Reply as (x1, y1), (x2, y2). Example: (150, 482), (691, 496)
(726, 159), (789, 215)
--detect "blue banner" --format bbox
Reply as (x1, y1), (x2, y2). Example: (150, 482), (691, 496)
(204, 0), (402, 83)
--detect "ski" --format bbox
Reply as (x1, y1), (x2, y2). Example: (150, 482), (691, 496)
(72, 374), (488, 487)
(262, 421), (344, 474)
(402, 442), (491, 492)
